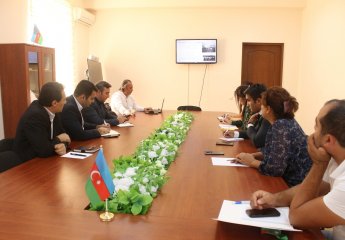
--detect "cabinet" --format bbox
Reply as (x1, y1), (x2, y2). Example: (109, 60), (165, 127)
(0, 44), (55, 138)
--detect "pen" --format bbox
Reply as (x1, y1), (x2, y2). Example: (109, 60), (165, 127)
(70, 153), (87, 157)
(226, 158), (240, 163)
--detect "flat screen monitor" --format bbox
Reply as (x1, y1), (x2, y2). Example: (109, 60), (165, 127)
(87, 59), (103, 83)
(176, 39), (217, 64)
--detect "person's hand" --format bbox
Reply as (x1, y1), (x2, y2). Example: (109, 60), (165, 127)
(144, 107), (153, 113)
(223, 130), (234, 138)
(117, 115), (128, 123)
(307, 134), (331, 165)
(250, 190), (277, 210)
(56, 133), (71, 144)
(96, 125), (110, 135)
(248, 112), (260, 124)
(235, 152), (256, 167)
(54, 143), (66, 155)
(222, 117), (232, 124)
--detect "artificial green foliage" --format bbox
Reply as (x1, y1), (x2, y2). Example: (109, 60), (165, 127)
(89, 112), (193, 215)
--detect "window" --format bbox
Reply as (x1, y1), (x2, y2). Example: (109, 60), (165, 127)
(28, 0), (74, 94)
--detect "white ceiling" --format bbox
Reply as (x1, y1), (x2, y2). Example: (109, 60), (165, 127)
(83, 0), (306, 10)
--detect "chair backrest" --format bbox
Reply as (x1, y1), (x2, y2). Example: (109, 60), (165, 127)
(0, 151), (22, 173)
(177, 105), (202, 111)
(0, 138), (14, 152)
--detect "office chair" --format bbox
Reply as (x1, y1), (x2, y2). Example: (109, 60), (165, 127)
(177, 105), (202, 111)
(0, 138), (22, 173)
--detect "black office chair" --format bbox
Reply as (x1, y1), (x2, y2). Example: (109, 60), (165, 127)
(0, 138), (22, 173)
(177, 105), (202, 111)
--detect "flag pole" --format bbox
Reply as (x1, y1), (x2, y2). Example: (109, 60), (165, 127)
(100, 198), (114, 221)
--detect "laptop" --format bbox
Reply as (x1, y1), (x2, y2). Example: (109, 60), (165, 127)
(147, 98), (165, 114)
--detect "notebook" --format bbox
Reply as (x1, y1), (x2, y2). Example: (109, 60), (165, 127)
(101, 129), (120, 138)
(147, 98), (165, 114)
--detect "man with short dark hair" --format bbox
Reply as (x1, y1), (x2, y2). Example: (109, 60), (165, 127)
(250, 99), (345, 239)
(224, 83), (270, 148)
(61, 80), (110, 140)
(82, 81), (127, 127)
(13, 82), (70, 162)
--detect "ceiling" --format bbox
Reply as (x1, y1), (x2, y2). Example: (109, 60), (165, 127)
(83, 0), (307, 10)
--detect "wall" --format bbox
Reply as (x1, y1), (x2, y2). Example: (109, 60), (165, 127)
(88, 7), (302, 112)
(297, 0), (345, 134)
(0, 0), (29, 139)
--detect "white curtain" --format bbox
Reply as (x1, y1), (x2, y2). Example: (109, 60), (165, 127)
(28, 0), (74, 95)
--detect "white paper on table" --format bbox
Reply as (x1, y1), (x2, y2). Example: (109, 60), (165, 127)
(214, 200), (301, 232)
(219, 124), (238, 131)
(219, 137), (244, 142)
(101, 129), (120, 137)
(117, 122), (134, 127)
(61, 152), (92, 159)
(211, 157), (248, 167)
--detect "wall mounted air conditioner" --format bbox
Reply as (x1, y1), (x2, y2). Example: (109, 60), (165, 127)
(74, 8), (96, 26)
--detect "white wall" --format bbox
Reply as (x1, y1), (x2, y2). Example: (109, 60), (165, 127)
(88, 7), (302, 112)
(296, 0), (345, 134)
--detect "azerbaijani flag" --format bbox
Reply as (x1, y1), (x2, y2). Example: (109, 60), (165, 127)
(31, 24), (43, 45)
(85, 148), (115, 206)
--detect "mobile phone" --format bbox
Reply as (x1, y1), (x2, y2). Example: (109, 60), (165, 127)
(204, 150), (224, 155)
(216, 140), (234, 146)
(245, 208), (280, 218)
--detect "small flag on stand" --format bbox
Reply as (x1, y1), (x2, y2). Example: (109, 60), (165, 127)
(31, 24), (43, 44)
(85, 148), (115, 207)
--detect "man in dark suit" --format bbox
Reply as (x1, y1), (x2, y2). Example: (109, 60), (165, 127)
(13, 82), (71, 162)
(61, 80), (110, 140)
(82, 81), (127, 128)
(224, 83), (270, 148)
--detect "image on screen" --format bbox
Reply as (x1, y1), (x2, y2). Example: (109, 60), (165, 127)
(176, 39), (217, 64)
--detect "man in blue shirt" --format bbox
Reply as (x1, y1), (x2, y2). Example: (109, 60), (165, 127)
(82, 81), (127, 128)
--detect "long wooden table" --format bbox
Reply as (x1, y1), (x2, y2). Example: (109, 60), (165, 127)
(0, 111), (322, 239)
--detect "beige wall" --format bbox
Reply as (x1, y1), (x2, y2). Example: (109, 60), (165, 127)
(296, 0), (345, 134)
(88, 7), (302, 112)
(0, 0), (29, 139)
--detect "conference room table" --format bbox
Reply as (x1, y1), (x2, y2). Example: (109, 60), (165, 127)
(0, 111), (323, 239)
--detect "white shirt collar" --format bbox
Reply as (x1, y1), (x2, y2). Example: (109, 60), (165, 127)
(329, 158), (345, 179)
(44, 107), (55, 122)
(73, 95), (83, 112)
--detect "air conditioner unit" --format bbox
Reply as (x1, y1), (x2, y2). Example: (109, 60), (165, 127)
(74, 8), (96, 26)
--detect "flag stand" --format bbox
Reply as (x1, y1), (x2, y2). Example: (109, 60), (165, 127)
(100, 199), (114, 221)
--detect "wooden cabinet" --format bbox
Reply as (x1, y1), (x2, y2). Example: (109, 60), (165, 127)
(0, 44), (55, 138)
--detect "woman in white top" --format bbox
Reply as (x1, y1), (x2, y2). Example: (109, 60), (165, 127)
(110, 79), (151, 116)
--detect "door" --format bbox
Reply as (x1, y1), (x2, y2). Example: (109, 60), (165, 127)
(241, 43), (283, 87)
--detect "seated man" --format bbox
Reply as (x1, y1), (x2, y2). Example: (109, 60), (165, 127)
(82, 81), (127, 127)
(13, 82), (71, 162)
(224, 83), (270, 148)
(110, 79), (152, 116)
(61, 80), (110, 140)
(250, 99), (345, 239)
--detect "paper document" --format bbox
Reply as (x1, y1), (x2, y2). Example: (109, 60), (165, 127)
(214, 200), (301, 232)
(117, 122), (134, 127)
(219, 137), (244, 142)
(101, 129), (120, 137)
(61, 152), (92, 159)
(211, 157), (248, 167)
(219, 124), (238, 131)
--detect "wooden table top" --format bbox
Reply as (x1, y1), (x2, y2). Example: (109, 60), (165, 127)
(0, 111), (322, 239)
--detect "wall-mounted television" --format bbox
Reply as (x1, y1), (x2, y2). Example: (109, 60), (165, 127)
(87, 59), (103, 83)
(176, 39), (217, 64)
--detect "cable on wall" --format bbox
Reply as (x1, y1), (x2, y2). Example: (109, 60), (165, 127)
(198, 64), (208, 107)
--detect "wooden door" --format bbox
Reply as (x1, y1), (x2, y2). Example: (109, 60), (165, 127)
(241, 43), (283, 87)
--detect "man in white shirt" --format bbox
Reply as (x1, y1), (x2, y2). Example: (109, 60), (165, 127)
(110, 79), (152, 116)
(250, 99), (345, 240)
